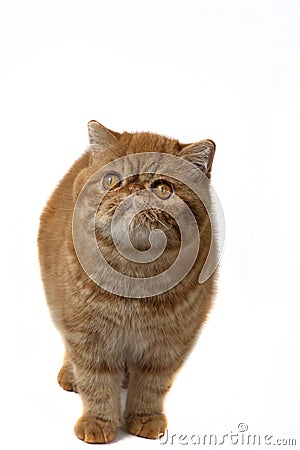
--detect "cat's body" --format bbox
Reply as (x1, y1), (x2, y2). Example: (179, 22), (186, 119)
(38, 121), (218, 444)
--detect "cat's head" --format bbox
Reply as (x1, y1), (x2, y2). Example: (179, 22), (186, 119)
(73, 121), (215, 254)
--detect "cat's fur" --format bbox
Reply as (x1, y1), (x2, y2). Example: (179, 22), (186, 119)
(38, 121), (218, 444)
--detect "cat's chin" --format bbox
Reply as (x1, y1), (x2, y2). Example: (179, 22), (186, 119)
(128, 220), (156, 252)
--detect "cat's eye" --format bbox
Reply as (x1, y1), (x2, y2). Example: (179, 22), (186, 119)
(151, 180), (173, 200)
(102, 172), (122, 190)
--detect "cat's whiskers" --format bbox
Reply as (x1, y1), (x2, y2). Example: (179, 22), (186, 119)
(156, 217), (170, 230)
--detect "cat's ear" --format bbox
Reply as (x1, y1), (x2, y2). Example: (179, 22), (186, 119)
(179, 140), (216, 176)
(88, 120), (120, 157)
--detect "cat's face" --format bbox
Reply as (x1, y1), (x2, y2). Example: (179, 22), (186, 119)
(74, 121), (215, 257)
(96, 171), (180, 251)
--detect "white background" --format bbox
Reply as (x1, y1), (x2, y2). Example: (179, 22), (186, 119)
(1, 0), (299, 449)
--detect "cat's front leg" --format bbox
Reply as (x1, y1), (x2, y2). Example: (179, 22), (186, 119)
(125, 366), (174, 439)
(73, 361), (122, 444)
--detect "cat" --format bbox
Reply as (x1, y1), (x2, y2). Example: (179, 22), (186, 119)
(38, 120), (218, 444)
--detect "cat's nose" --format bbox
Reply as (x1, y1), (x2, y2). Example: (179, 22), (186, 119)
(129, 184), (143, 194)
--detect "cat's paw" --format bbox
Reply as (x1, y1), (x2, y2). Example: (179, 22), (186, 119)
(126, 413), (167, 439)
(74, 416), (117, 444)
(57, 365), (77, 393)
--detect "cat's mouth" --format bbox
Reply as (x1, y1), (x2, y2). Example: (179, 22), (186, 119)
(130, 208), (172, 230)
(97, 192), (174, 229)
(96, 200), (179, 252)
(97, 206), (175, 232)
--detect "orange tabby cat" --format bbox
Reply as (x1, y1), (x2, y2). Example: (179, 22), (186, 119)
(38, 121), (218, 444)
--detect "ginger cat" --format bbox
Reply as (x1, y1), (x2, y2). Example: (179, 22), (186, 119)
(38, 121), (218, 444)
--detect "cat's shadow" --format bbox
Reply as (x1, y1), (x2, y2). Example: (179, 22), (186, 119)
(113, 388), (129, 443)
(120, 387), (127, 423)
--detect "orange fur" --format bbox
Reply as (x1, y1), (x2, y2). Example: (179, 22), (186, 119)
(38, 121), (218, 443)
